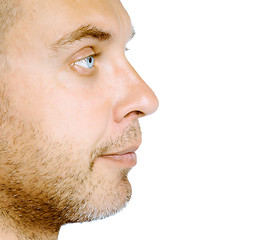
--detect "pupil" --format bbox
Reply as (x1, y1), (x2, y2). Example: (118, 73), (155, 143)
(89, 57), (92, 63)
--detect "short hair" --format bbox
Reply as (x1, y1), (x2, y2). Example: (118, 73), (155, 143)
(0, 0), (22, 87)
(0, 0), (22, 53)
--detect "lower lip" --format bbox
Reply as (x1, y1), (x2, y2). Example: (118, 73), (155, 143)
(97, 152), (137, 168)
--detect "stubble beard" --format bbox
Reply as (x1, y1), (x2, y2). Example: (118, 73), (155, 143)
(0, 90), (140, 234)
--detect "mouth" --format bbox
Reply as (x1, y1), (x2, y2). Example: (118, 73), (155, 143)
(97, 146), (140, 168)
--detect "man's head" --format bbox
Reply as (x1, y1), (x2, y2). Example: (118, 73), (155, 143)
(0, 0), (158, 239)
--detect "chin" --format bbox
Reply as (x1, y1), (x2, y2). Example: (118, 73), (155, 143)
(62, 168), (133, 223)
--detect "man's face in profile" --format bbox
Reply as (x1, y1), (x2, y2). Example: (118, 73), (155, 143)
(0, 0), (158, 238)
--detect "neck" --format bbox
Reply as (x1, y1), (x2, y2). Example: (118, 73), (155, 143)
(0, 209), (60, 240)
(0, 183), (62, 240)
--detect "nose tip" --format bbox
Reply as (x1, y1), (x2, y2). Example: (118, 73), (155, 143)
(145, 86), (159, 115)
(136, 82), (159, 117)
(113, 64), (159, 123)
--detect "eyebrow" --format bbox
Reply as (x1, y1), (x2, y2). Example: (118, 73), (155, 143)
(49, 25), (112, 52)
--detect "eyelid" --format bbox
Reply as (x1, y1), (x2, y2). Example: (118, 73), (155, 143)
(68, 46), (94, 65)
(70, 51), (101, 75)
(73, 52), (101, 65)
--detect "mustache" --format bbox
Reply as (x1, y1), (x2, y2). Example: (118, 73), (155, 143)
(90, 124), (142, 161)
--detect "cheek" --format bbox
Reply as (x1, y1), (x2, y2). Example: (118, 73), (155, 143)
(38, 86), (113, 146)
(8, 71), (112, 147)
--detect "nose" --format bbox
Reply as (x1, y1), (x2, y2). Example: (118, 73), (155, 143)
(112, 61), (159, 123)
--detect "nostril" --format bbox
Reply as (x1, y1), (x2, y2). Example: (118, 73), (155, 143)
(124, 110), (145, 119)
(136, 110), (145, 117)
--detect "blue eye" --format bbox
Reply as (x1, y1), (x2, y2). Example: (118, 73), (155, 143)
(74, 56), (95, 69)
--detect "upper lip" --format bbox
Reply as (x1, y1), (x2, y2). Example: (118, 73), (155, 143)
(101, 145), (140, 156)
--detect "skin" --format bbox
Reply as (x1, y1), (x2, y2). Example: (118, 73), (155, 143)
(0, 0), (159, 239)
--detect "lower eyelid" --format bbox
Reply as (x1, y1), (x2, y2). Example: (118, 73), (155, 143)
(69, 51), (102, 75)
(70, 64), (95, 75)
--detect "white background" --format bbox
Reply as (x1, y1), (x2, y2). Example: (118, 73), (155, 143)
(59, 0), (259, 239)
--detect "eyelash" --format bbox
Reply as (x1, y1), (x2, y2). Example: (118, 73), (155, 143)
(73, 52), (100, 67)
(70, 47), (129, 74)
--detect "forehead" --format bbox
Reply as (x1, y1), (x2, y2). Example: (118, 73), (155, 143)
(24, 0), (127, 22)
(17, 0), (131, 47)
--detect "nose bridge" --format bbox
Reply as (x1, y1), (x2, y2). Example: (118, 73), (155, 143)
(112, 59), (159, 123)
